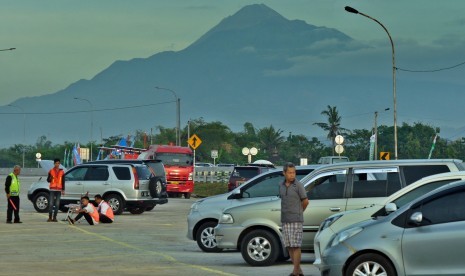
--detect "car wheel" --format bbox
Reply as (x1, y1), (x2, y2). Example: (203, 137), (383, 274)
(196, 221), (222, 253)
(149, 179), (163, 198)
(145, 205), (156, 211)
(33, 192), (49, 213)
(105, 194), (125, 215)
(345, 253), (396, 276)
(241, 229), (280, 266)
(128, 207), (145, 215)
(184, 193), (191, 199)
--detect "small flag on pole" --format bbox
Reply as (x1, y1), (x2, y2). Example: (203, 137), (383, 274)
(428, 134), (438, 159)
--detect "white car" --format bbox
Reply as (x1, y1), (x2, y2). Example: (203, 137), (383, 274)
(313, 170), (465, 269)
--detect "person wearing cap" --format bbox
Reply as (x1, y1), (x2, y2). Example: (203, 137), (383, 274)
(47, 158), (65, 222)
(5, 165), (22, 224)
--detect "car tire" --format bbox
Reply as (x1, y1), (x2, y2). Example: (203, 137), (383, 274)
(128, 207), (145, 215)
(149, 179), (162, 198)
(345, 253), (396, 276)
(240, 229), (280, 266)
(196, 221), (222, 253)
(33, 192), (49, 213)
(184, 192), (191, 199)
(105, 194), (125, 215)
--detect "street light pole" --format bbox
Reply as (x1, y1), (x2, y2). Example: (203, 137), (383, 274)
(8, 104), (26, 168)
(373, 107), (390, 160)
(74, 97), (93, 161)
(345, 6), (398, 160)
(155, 86), (181, 146)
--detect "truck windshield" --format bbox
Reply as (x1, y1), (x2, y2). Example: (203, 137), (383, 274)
(156, 153), (193, 166)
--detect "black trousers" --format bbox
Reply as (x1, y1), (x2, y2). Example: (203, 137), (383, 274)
(74, 212), (94, 225)
(99, 213), (113, 223)
(7, 196), (20, 222)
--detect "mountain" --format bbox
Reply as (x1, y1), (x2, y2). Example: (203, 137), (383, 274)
(0, 4), (463, 150)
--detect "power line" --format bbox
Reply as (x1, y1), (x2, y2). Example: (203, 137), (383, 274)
(0, 100), (175, 115)
(396, 60), (465, 72)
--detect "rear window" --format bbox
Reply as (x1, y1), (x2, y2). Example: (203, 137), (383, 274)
(112, 166), (131, 180)
(135, 166), (152, 180)
(403, 165), (450, 185)
(146, 162), (166, 177)
(231, 167), (260, 179)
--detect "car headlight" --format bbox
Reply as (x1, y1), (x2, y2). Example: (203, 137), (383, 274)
(219, 213), (234, 224)
(330, 227), (363, 248)
(319, 214), (344, 232)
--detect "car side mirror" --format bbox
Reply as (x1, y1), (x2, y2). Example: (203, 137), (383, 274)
(384, 203), (397, 213)
(409, 212), (423, 225)
(227, 189), (242, 200)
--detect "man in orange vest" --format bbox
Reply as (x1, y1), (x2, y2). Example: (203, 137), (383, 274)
(67, 196), (99, 225)
(94, 194), (114, 223)
(47, 158), (65, 222)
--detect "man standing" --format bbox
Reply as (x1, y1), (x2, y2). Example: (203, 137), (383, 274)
(5, 165), (22, 224)
(279, 162), (309, 276)
(67, 196), (99, 225)
(47, 158), (65, 222)
(94, 194), (114, 223)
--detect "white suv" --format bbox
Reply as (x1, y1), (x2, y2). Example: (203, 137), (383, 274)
(28, 163), (168, 215)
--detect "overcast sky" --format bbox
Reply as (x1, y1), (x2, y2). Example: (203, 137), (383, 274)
(1, 0), (465, 106)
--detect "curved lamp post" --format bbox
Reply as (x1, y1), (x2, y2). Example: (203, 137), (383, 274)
(8, 104), (26, 168)
(74, 97), (94, 161)
(155, 86), (181, 146)
(345, 6), (398, 160)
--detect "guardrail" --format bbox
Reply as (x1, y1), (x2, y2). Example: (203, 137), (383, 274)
(194, 167), (234, 183)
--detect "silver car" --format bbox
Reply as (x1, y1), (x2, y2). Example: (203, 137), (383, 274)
(320, 180), (465, 276)
(187, 165), (318, 252)
(314, 170), (465, 268)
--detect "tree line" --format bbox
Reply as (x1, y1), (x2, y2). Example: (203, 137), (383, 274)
(1, 106), (464, 168)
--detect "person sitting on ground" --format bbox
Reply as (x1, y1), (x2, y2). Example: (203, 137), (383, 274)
(94, 194), (114, 223)
(67, 196), (99, 225)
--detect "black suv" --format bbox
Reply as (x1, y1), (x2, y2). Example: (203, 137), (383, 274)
(228, 164), (275, 191)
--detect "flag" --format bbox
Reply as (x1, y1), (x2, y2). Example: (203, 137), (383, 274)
(369, 133), (376, 161)
(68, 148), (73, 167)
(428, 134), (438, 159)
(96, 149), (102, 161)
(73, 144), (82, 165)
(63, 148), (68, 168)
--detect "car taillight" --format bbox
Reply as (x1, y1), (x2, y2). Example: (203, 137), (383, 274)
(188, 172), (193, 181)
(133, 167), (139, 189)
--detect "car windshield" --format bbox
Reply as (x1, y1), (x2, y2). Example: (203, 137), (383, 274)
(392, 179), (460, 208)
(232, 167), (259, 179)
(156, 153), (193, 166)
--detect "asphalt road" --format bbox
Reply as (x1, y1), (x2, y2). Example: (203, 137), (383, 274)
(0, 176), (320, 276)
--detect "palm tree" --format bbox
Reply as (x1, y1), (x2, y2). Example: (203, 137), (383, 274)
(257, 125), (285, 161)
(314, 105), (347, 155)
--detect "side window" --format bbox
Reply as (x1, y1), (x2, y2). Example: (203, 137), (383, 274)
(113, 166), (131, 180)
(393, 179), (460, 208)
(65, 167), (88, 181)
(352, 168), (401, 198)
(411, 190), (465, 226)
(307, 170), (347, 199)
(243, 174), (284, 198)
(86, 166), (109, 181)
(403, 165), (450, 185)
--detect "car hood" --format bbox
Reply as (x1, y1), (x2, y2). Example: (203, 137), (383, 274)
(328, 206), (382, 234)
(223, 197), (281, 214)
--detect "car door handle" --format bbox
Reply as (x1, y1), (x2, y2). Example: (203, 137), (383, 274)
(75, 183), (83, 185)
(103, 183), (111, 185)
(271, 209), (281, 212)
(329, 207), (341, 212)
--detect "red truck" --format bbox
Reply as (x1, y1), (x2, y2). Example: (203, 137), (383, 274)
(138, 145), (194, 199)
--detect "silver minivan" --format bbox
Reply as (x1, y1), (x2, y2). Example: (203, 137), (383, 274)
(320, 180), (465, 276)
(215, 159), (464, 266)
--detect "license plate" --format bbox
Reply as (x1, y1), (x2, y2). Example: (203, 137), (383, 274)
(170, 181), (179, 185)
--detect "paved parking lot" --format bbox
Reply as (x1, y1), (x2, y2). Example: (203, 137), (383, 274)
(0, 177), (319, 276)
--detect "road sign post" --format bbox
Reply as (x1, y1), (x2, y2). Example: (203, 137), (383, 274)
(380, 152), (390, 160)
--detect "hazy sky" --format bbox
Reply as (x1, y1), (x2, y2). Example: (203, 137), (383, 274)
(1, 0), (465, 106)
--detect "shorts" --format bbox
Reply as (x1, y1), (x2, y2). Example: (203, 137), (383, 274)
(282, 222), (303, 248)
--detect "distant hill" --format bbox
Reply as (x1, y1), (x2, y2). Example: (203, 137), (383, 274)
(1, 4), (463, 149)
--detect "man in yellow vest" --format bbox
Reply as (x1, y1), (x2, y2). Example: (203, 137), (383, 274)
(5, 165), (22, 224)
(47, 158), (65, 222)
